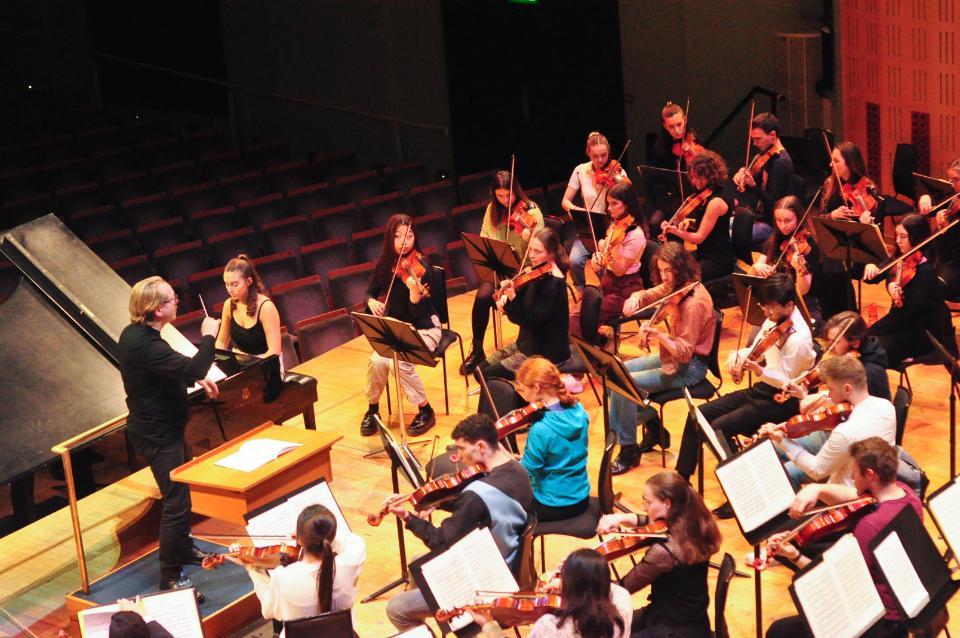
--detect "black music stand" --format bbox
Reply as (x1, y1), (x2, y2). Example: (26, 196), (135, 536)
(461, 232), (521, 348)
(567, 207), (609, 253)
(927, 331), (960, 477)
(914, 172), (955, 201)
(361, 414), (425, 603)
(571, 336), (649, 439)
(731, 274), (766, 327)
(811, 216), (888, 311)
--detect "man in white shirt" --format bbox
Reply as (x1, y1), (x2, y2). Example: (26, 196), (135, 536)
(674, 274), (815, 518)
(759, 354), (896, 486)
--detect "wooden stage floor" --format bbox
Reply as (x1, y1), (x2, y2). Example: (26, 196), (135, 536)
(2, 280), (960, 637)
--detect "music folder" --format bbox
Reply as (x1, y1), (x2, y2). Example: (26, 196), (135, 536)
(571, 335), (649, 407)
(731, 273), (768, 327)
(927, 477), (960, 561)
(242, 476), (350, 546)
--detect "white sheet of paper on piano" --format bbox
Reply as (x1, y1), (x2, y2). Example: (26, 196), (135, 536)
(214, 438), (302, 472)
(160, 323), (227, 391)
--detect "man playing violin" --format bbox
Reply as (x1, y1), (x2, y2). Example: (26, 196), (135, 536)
(642, 102), (698, 230)
(675, 274), (815, 517)
(765, 437), (922, 638)
(607, 243), (715, 474)
(384, 414), (534, 633)
(732, 112), (795, 247)
(758, 355), (895, 488)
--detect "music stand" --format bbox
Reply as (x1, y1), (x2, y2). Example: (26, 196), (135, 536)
(461, 232), (521, 349)
(731, 274), (766, 327)
(567, 207), (609, 253)
(927, 331), (960, 477)
(913, 172), (954, 201)
(571, 336), (649, 440)
(811, 217), (888, 311)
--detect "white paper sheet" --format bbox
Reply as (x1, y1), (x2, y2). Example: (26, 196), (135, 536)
(929, 480), (960, 559)
(873, 532), (930, 618)
(78, 588), (203, 638)
(714, 439), (794, 532)
(245, 479), (350, 547)
(213, 438), (302, 472)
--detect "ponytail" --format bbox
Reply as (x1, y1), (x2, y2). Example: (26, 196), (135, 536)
(316, 537), (337, 614)
(224, 254), (266, 318)
(295, 504), (339, 614)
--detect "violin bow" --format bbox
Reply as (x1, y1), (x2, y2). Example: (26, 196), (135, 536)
(739, 101), (756, 192)
(874, 213), (960, 276)
(821, 130), (852, 208)
(782, 315), (856, 391)
(506, 153), (517, 244)
(733, 285), (752, 371)
(925, 189), (960, 216)
(771, 186), (822, 270)
(676, 98), (691, 200)
(382, 222), (413, 308)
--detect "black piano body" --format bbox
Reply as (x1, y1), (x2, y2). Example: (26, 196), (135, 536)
(0, 215), (318, 530)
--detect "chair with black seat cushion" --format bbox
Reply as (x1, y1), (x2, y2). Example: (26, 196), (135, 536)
(360, 191), (406, 230)
(382, 161), (427, 193)
(111, 255), (155, 286)
(68, 204), (118, 239)
(711, 553), (736, 638)
(86, 229), (140, 264)
(428, 265), (468, 414)
(283, 608), (353, 638)
(458, 169), (497, 204)
(312, 204), (360, 243)
(411, 180), (456, 217)
(351, 227), (386, 265)
(154, 241), (209, 284)
(271, 275), (330, 329)
(135, 217), (192, 255)
(645, 309), (725, 468)
(253, 250), (302, 289)
(220, 169), (272, 204)
(267, 159), (318, 194)
(190, 205), (241, 240)
(335, 169), (381, 204)
(287, 181), (339, 216)
(413, 212), (451, 258)
(207, 227), (260, 265)
(296, 308), (360, 360)
(327, 261), (375, 311)
(239, 192), (286, 230)
(893, 384), (912, 446)
(188, 266), (230, 312)
(261, 215), (312, 255)
(301, 238), (351, 288)
(534, 431), (618, 572)
(169, 181), (223, 218)
(451, 201), (486, 237)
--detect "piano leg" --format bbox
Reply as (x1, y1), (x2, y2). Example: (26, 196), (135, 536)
(303, 407), (316, 431)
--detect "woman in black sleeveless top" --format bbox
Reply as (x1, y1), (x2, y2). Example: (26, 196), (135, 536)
(597, 472), (722, 638)
(215, 255), (283, 385)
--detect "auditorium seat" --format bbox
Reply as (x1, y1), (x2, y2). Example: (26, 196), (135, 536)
(335, 169), (382, 204)
(2, 194), (54, 229)
(207, 227), (260, 265)
(190, 205), (240, 239)
(44, 157), (94, 191)
(351, 227), (385, 265)
(90, 149), (136, 181)
(199, 150), (248, 182)
(261, 215), (312, 255)
(382, 161), (427, 193)
(272, 275), (330, 328)
(135, 217), (192, 255)
(451, 201), (486, 237)
(253, 250), (302, 289)
(171, 309), (204, 345)
(220, 169), (271, 204)
(170, 181), (223, 218)
(457, 169), (497, 204)
(188, 266), (229, 313)
(244, 142), (288, 169)
(413, 212), (450, 257)
(135, 136), (182, 169)
(327, 261), (375, 311)
(296, 308), (359, 360)
(154, 240), (210, 284)
(525, 186), (548, 214)
(105, 170), (156, 202)
(410, 180), (455, 217)
(55, 181), (104, 219)
(69, 204), (118, 239)
(300, 237), (351, 287)
(286, 182), (338, 216)
(119, 192), (170, 229)
(267, 160), (318, 194)
(545, 181), (567, 217)
(311, 204), (359, 242)
(86, 229), (140, 264)
(151, 159), (197, 192)
(360, 191), (406, 230)
(313, 152), (358, 181)
(239, 193), (286, 229)
(182, 129), (229, 158)
(446, 240), (480, 289)
(111, 254), (155, 286)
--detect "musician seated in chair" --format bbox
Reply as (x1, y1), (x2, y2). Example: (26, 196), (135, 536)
(597, 472), (722, 638)
(765, 437), (925, 638)
(383, 414), (533, 634)
(919, 156), (960, 301)
(674, 274), (815, 518)
(607, 243), (715, 474)
(757, 355), (896, 489)
(230, 504), (366, 638)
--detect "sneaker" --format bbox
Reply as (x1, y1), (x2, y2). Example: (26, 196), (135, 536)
(159, 573), (205, 604)
(610, 444), (641, 475)
(360, 410), (379, 437)
(408, 405), (437, 436)
(561, 374), (584, 395)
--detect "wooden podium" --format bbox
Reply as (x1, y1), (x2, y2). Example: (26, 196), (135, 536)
(171, 422), (342, 525)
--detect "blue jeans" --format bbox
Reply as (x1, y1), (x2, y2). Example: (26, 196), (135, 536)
(779, 429), (830, 488)
(752, 221), (774, 249)
(569, 238), (590, 289)
(607, 354), (709, 445)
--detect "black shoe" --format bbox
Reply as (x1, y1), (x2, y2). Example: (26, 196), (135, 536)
(360, 411), (379, 437)
(459, 349), (486, 376)
(637, 421), (671, 454)
(159, 573), (205, 604)
(712, 501), (735, 520)
(408, 405), (437, 436)
(182, 545), (214, 566)
(611, 444), (641, 476)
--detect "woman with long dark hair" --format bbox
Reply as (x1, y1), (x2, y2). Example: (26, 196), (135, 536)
(461, 171), (545, 375)
(236, 504), (366, 636)
(597, 472), (722, 637)
(361, 214), (442, 436)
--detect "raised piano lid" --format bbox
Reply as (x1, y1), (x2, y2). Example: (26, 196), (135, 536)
(0, 280), (128, 484)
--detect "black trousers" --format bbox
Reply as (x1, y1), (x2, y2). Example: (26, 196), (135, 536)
(766, 615), (906, 638)
(132, 436), (193, 581)
(675, 383), (799, 479)
(534, 495), (590, 522)
(469, 281), (496, 352)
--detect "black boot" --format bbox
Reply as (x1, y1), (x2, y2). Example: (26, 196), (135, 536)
(360, 404), (380, 437)
(611, 444), (641, 475)
(638, 417), (671, 453)
(182, 545), (215, 566)
(408, 404), (437, 436)
(159, 572), (205, 603)
(459, 348), (486, 376)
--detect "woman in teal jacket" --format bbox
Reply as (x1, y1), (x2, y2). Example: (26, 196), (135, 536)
(515, 356), (591, 522)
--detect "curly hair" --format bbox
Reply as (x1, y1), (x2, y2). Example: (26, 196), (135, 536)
(657, 241), (701, 287)
(688, 150), (728, 186)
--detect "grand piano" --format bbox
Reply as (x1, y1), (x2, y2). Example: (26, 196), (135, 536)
(0, 215), (318, 529)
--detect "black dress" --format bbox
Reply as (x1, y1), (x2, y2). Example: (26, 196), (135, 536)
(229, 299), (282, 398)
(691, 187), (735, 282)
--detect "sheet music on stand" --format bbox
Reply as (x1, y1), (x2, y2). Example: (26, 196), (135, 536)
(243, 477), (351, 547)
(683, 387), (730, 462)
(460, 232), (522, 285)
(714, 439), (796, 543)
(78, 587), (204, 638)
(789, 534), (886, 638)
(410, 527), (519, 635)
(927, 477), (960, 562)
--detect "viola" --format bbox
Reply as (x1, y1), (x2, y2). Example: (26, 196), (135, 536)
(594, 519), (668, 561)
(659, 187), (713, 242)
(201, 543), (302, 570)
(780, 231), (812, 277)
(891, 251), (923, 308)
(672, 131), (705, 164)
(507, 200), (537, 235)
(367, 463), (487, 526)
(492, 262), (553, 302)
(840, 176), (879, 219)
(394, 250), (430, 297)
(732, 318), (794, 380)
(738, 143), (783, 192)
(595, 214), (635, 269)
(436, 593), (563, 626)
(593, 159), (625, 190)
(494, 401), (547, 440)
(783, 401), (852, 438)
(637, 282), (699, 351)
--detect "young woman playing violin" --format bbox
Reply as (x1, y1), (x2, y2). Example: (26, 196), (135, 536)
(919, 156), (960, 301)
(472, 548), (632, 638)
(461, 171), (545, 375)
(510, 357), (591, 522)
(863, 213), (956, 368)
(750, 195), (823, 328)
(478, 227), (570, 381)
(561, 131), (631, 291)
(597, 471), (722, 638)
(384, 414), (534, 633)
(660, 150), (736, 282)
(361, 214), (441, 437)
(757, 354), (895, 488)
(571, 182), (650, 348)
(608, 243), (715, 474)
(765, 437), (922, 638)
(230, 504), (366, 637)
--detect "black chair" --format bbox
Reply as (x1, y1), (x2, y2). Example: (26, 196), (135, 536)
(287, 181), (338, 216)
(86, 229), (141, 263)
(410, 180), (456, 217)
(882, 143), (918, 223)
(645, 309), (725, 468)
(154, 241), (210, 284)
(711, 553), (736, 638)
(69, 204), (119, 239)
(267, 159), (318, 194)
(534, 431), (618, 572)
(445, 240), (480, 290)
(239, 192), (287, 230)
(254, 250), (302, 289)
(328, 261), (376, 311)
(171, 309), (205, 345)
(335, 169), (381, 205)
(220, 169), (272, 204)
(351, 227), (386, 265)
(360, 191), (406, 230)
(111, 254), (155, 286)
(450, 201), (486, 237)
(261, 215), (312, 255)
(169, 181), (223, 218)
(893, 384), (912, 446)
(135, 217), (192, 255)
(190, 205), (241, 239)
(207, 227), (260, 265)
(283, 608), (354, 638)
(301, 238), (352, 288)
(382, 160), (427, 193)
(280, 326), (301, 372)
(457, 169), (497, 205)
(272, 275), (330, 329)
(426, 265), (467, 414)
(312, 204), (360, 243)
(296, 308), (360, 360)
(119, 192), (169, 229)
(413, 212), (451, 258)
(515, 513), (540, 591)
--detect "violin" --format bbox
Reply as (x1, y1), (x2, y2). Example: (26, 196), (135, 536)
(659, 187), (713, 242)
(507, 200), (537, 236)
(773, 366), (822, 403)
(492, 262), (553, 302)
(891, 251), (923, 308)
(672, 131), (705, 164)
(839, 176), (879, 219)
(732, 318), (794, 381)
(783, 401), (852, 438)
(394, 250), (430, 297)
(494, 401), (547, 440)
(436, 593), (563, 626)
(201, 543), (302, 570)
(754, 497), (876, 570)
(594, 519), (668, 561)
(593, 160), (626, 190)
(595, 214), (635, 269)
(737, 143), (784, 193)
(367, 463), (487, 526)
(637, 282), (699, 352)
(780, 231), (812, 277)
